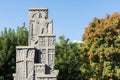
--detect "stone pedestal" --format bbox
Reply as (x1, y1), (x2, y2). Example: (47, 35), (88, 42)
(13, 8), (59, 80)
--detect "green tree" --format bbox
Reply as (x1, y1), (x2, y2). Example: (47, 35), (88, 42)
(0, 25), (28, 80)
(55, 36), (82, 80)
(82, 12), (120, 80)
(16, 26), (28, 46)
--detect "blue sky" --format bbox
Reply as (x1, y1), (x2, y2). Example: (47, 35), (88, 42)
(0, 0), (120, 41)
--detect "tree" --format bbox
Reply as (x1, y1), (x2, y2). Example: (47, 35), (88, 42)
(16, 26), (28, 46)
(55, 36), (82, 80)
(0, 25), (28, 80)
(82, 12), (120, 79)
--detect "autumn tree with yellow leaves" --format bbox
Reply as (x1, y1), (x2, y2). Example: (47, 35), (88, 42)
(82, 12), (120, 80)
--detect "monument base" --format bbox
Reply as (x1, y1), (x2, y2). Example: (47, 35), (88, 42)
(13, 46), (58, 80)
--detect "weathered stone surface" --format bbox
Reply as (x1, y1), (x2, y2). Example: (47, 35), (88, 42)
(28, 8), (53, 46)
(13, 46), (35, 80)
(13, 8), (59, 80)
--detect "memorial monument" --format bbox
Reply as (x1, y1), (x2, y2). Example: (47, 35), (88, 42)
(13, 8), (59, 80)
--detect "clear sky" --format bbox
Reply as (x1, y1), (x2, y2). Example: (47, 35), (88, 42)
(0, 0), (120, 41)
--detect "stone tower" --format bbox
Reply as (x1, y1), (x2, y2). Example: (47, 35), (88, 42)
(13, 8), (59, 80)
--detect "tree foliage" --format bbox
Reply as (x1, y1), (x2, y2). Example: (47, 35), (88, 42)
(55, 36), (82, 80)
(82, 12), (120, 79)
(0, 26), (28, 80)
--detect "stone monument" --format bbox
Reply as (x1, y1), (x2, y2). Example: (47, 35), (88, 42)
(13, 8), (59, 80)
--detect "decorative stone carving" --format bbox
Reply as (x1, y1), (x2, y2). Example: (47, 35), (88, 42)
(37, 11), (52, 34)
(28, 8), (53, 46)
(13, 8), (59, 80)
(48, 37), (55, 47)
(14, 46), (35, 80)
(35, 64), (45, 74)
(39, 37), (46, 46)
(48, 49), (55, 70)
(28, 8), (53, 37)
(40, 49), (46, 63)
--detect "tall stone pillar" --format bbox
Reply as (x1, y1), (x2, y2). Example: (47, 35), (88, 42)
(28, 8), (59, 80)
